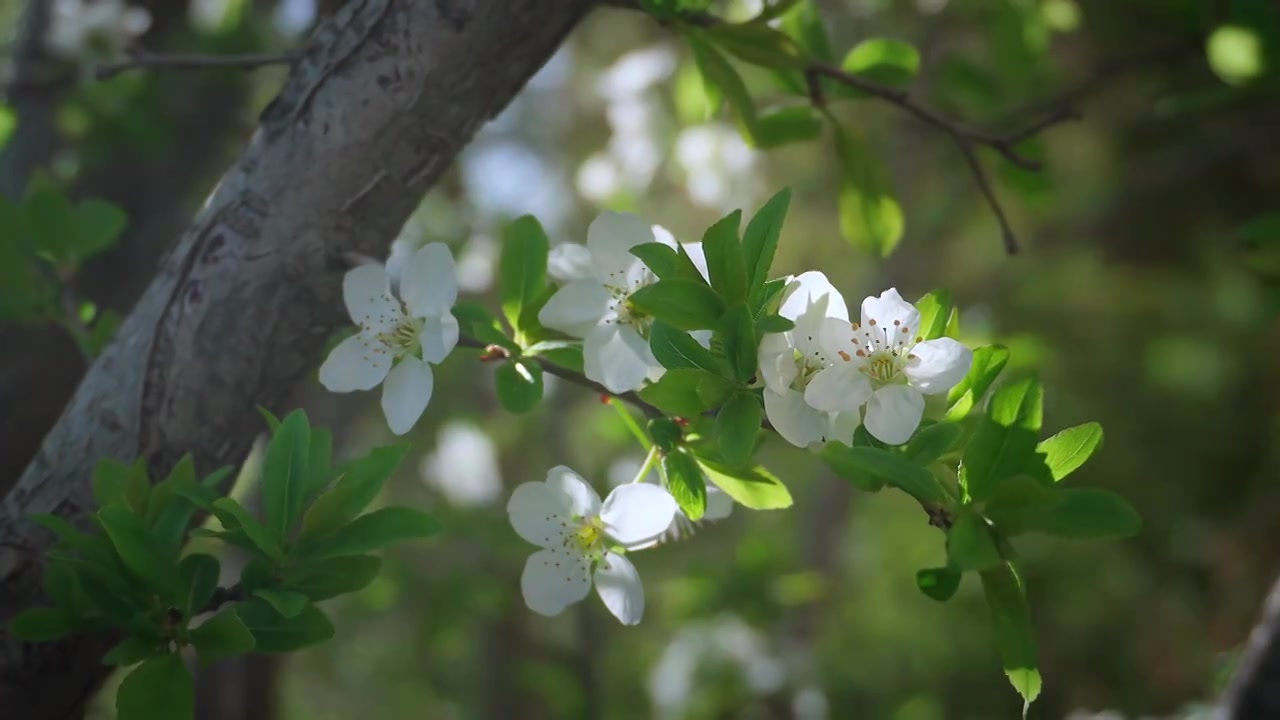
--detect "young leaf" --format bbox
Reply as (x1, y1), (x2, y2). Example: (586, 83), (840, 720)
(211, 498), (283, 561)
(716, 392), (762, 468)
(961, 377), (1043, 502)
(698, 460), (792, 509)
(701, 210), (747, 305)
(721, 304), (757, 383)
(905, 422), (963, 465)
(822, 443), (948, 504)
(190, 609), (256, 667)
(946, 345), (1010, 420)
(116, 654), (195, 720)
(500, 215), (550, 333)
(235, 599), (335, 653)
(452, 302), (516, 350)
(630, 242), (678, 279)
(303, 507), (441, 560)
(261, 409), (311, 541)
(688, 33), (758, 140)
(752, 107), (824, 148)
(179, 553), (220, 618)
(10, 607), (80, 641)
(495, 360), (544, 414)
(987, 488), (1141, 540)
(755, 315), (795, 334)
(916, 567), (962, 602)
(648, 417), (684, 453)
(295, 444), (409, 545)
(628, 279), (726, 331)
(97, 505), (183, 604)
(840, 38), (921, 88)
(1034, 422), (1104, 482)
(779, 0), (834, 63)
(146, 455), (196, 529)
(103, 636), (163, 667)
(42, 560), (90, 618)
(706, 21), (809, 70)
(91, 458), (132, 509)
(980, 563), (1041, 706)
(639, 368), (720, 418)
(661, 449), (707, 520)
(948, 511), (1002, 572)
(649, 321), (723, 373)
(253, 589), (310, 619)
(73, 199), (128, 261)
(281, 555), (383, 601)
(742, 188), (791, 303)
(835, 126), (904, 258)
(304, 428), (334, 502)
(914, 289), (953, 342)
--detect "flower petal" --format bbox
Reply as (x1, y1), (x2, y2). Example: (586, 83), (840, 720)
(758, 335), (797, 394)
(318, 334), (392, 392)
(538, 280), (611, 338)
(583, 324), (655, 394)
(804, 364), (873, 413)
(343, 264), (401, 333)
(600, 483), (678, 546)
(764, 388), (829, 448)
(419, 312), (460, 365)
(905, 338), (973, 394)
(864, 384), (925, 445)
(594, 552), (645, 625)
(825, 410), (860, 446)
(548, 243), (595, 282)
(380, 356), (434, 435)
(400, 243), (458, 318)
(545, 465), (603, 518)
(587, 211), (654, 279)
(681, 241), (711, 282)
(508, 481), (575, 548)
(860, 288), (920, 334)
(522, 548), (592, 617)
(778, 271), (848, 322)
(703, 486), (735, 521)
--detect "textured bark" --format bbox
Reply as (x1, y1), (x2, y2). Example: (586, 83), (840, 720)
(0, 0), (594, 717)
(1219, 575), (1280, 718)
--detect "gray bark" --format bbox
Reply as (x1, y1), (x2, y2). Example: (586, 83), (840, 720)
(0, 0), (595, 716)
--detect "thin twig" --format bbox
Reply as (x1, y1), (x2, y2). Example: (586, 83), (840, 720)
(95, 50), (297, 80)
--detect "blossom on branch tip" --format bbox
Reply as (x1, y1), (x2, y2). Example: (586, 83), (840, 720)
(508, 466), (677, 625)
(318, 243), (459, 435)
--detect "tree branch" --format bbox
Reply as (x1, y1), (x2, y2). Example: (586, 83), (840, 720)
(95, 49), (298, 80)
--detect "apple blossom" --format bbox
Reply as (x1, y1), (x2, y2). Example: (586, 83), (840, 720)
(318, 243), (459, 435)
(508, 465), (677, 625)
(804, 288), (972, 445)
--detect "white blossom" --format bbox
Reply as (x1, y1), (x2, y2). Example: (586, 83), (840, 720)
(539, 212), (708, 394)
(507, 466), (677, 625)
(318, 243), (459, 435)
(757, 272), (861, 449)
(47, 0), (150, 60)
(805, 289), (972, 445)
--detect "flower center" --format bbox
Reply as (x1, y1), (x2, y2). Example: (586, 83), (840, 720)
(604, 269), (658, 336)
(849, 318), (920, 386)
(373, 304), (425, 358)
(571, 516), (606, 555)
(789, 346), (828, 392)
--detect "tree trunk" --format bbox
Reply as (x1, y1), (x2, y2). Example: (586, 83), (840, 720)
(0, 0), (596, 717)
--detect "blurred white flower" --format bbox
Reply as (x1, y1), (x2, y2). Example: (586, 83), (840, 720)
(421, 422), (502, 508)
(47, 0), (150, 60)
(675, 124), (760, 211)
(648, 615), (787, 719)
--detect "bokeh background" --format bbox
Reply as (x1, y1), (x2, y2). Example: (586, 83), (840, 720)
(3, 0), (1279, 718)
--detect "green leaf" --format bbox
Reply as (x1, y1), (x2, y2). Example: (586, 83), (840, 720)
(649, 321), (723, 373)
(103, 636), (163, 666)
(452, 302), (515, 350)
(822, 443), (948, 504)
(916, 567), (962, 602)
(840, 38), (920, 88)
(280, 555), (383, 601)
(211, 498), (283, 561)
(980, 563), (1041, 706)
(946, 345), (1009, 420)
(85, 308), (122, 357)
(42, 560), (90, 617)
(630, 242), (678, 278)
(296, 444), (409, 545)
(706, 21), (810, 70)
(261, 409), (311, 541)
(648, 418), (685, 453)
(696, 373), (736, 408)
(688, 32), (758, 140)
(948, 511), (1002, 572)
(639, 368), (721, 417)
(720, 304), (757, 383)
(178, 553), (220, 618)
(303, 428), (334, 501)
(117, 654), (194, 720)
(628, 279), (726, 331)
(742, 188), (791, 304)
(32, 513), (102, 557)
(253, 589), (310, 619)
(914, 289), (952, 342)
(146, 455), (195, 529)
(835, 126), (904, 257)
(500, 215), (550, 333)
(304, 507), (441, 559)
(752, 106), (824, 148)
(716, 392), (762, 468)
(0, 105), (15, 147)
(701, 211), (747, 305)
(961, 377), (1043, 502)
(11, 607), (80, 641)
(190, 609), (256, 667)
(73, 199), (128, 262)
(779, 0), (833, 63)
(662, 449), (707, 520)
(698, 460), (792, 509)
(24, 184), (77, 266)
(988, 487), (1141, 540)
(751, 0), (803, 23)
(495, 360), (544, 413)
(906, 422), (963, 464)
(235, 599), (334, 653)
(755, 315), (795, 333)
(1034, 422), (1103, 482)
(97, 505), (182, 604)
(91, 458), (136, 511)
